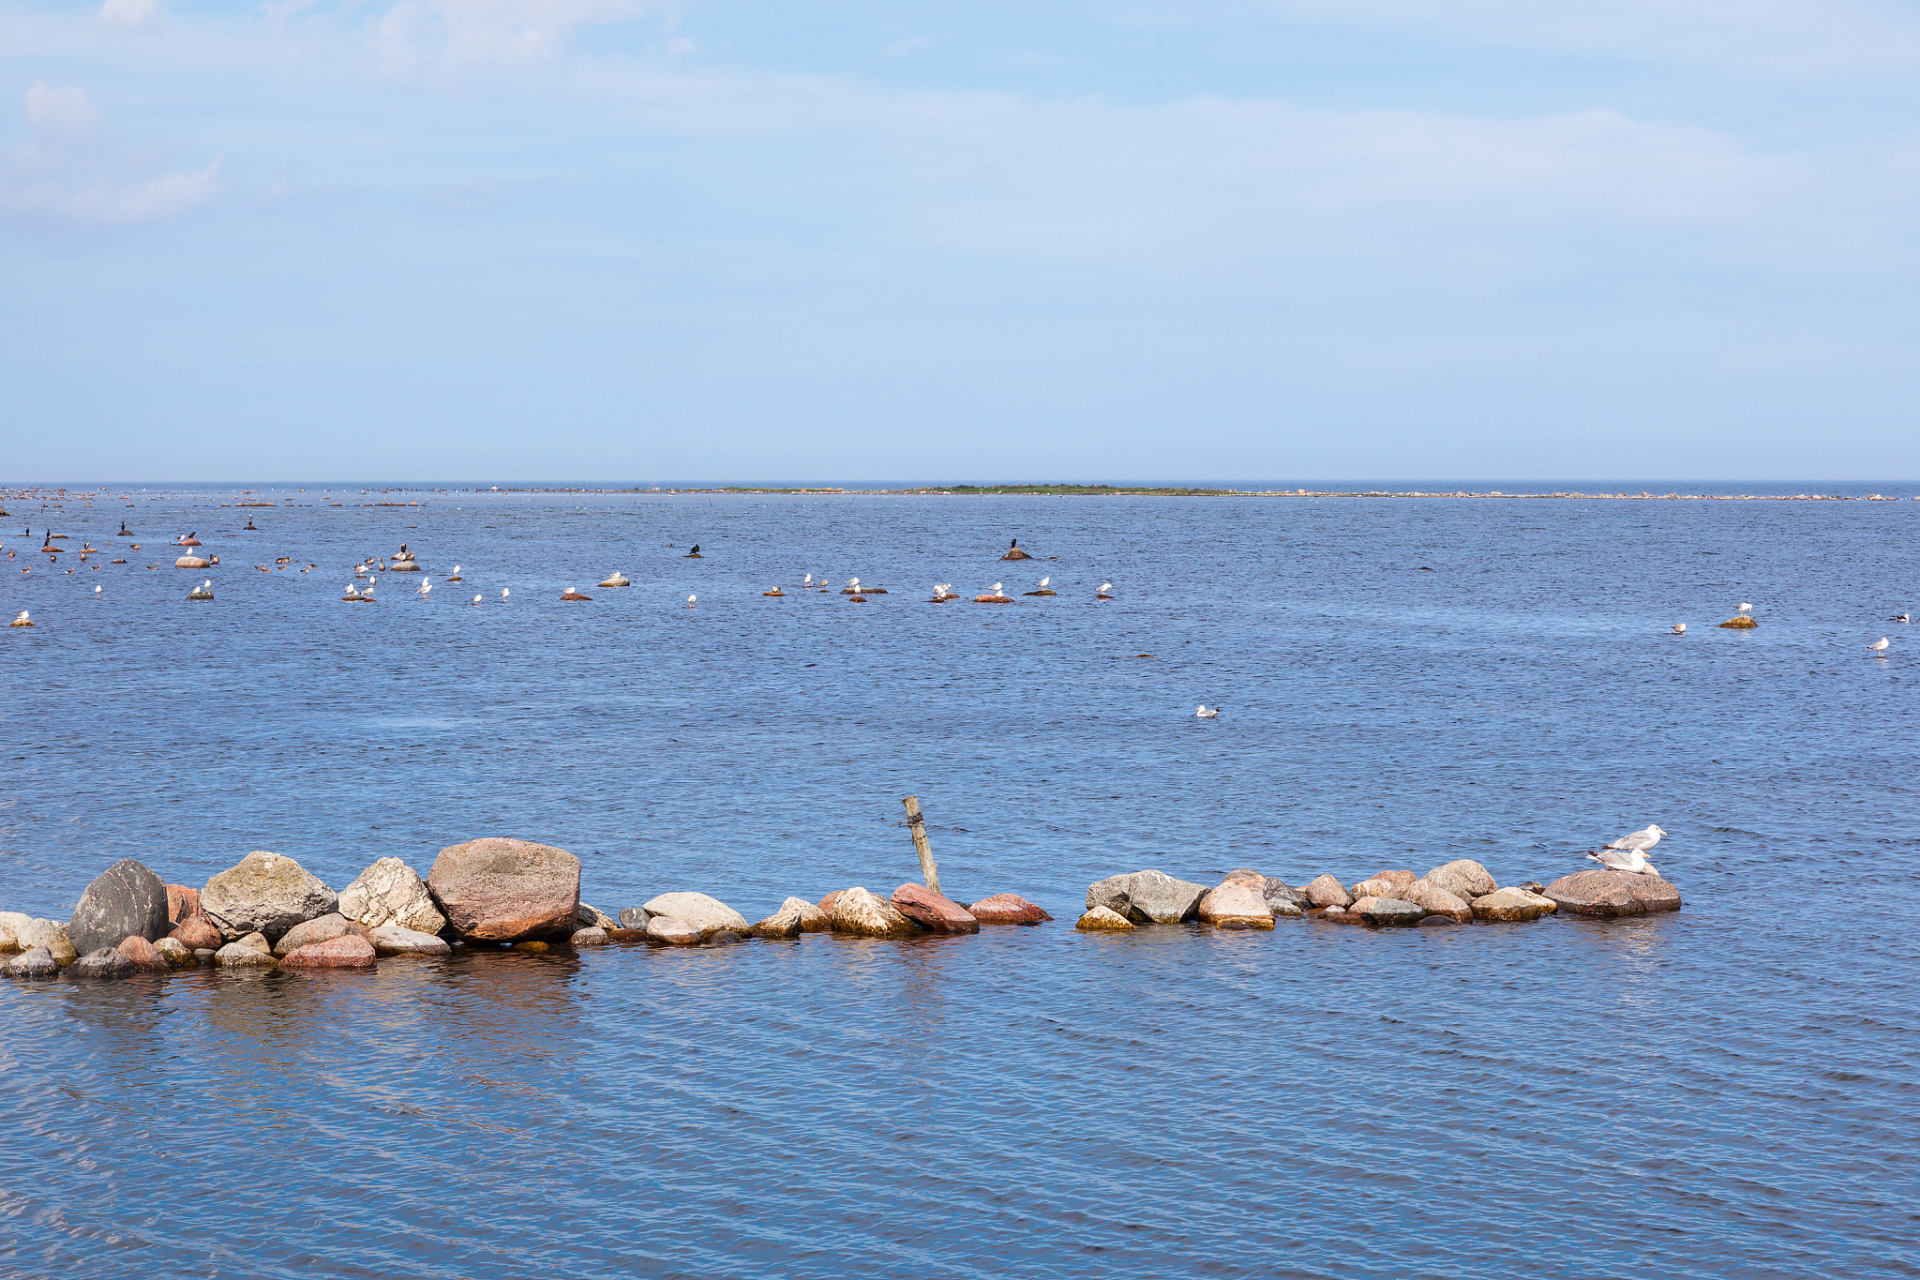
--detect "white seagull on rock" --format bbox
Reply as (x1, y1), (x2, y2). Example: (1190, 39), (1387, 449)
(1586, 824), (1665, 874)
(1738, 601), (1753, 615)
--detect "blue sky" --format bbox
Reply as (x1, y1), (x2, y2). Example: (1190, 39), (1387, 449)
(2, 0), (1916, 481)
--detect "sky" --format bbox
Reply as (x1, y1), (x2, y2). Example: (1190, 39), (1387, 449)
(2, 0), (1917, 482)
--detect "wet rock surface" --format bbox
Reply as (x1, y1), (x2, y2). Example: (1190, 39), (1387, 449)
(1075, 906), (1135, 931)
(1543, 870), (1682, 917)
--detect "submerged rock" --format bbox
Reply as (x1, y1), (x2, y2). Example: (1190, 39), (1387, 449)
(641, 892), (750, 939)
(1418, 915), (1458, 928)
(1543, 870), (1682, 918)
(428, 838), (581, 943)
(282, 934), (377, 968)
(70, 947), (137, 979)
(645, 916), (704, 946)
(6, 946), (60, 979)
(829, 887), (920, 938)
(570, 927), (610, 947)
(1302, 875), (1353, 909)
(1422, 859), (1497, 900)
(68, 859), (170, 956)
(891, 884), (979, 934)
(338, 858), (447, 935)
(1085, 869), (1209, 924)
(967, 894), (1053, 925)
(370, 925), (451, 956)
(1471, 887), (1557, 923)
(1197, 879), (1276, 930)
(1075, 906), (1134, 931)
(1350, 897), (1425, 927)
(203, 851), (338, 942)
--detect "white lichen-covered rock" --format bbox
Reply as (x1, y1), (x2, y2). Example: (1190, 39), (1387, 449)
(827, 887), (919, 938)
(338, 858), (447, 935)
(1471, 886), (1557, 923)
(19, 919), (76, 967)
(0, 910), (35, 951)
(203, 852), (337, 942)
(1075, 906), (1135, 931)
(641, 892), (750, 939)
(370, 924), (451, 956)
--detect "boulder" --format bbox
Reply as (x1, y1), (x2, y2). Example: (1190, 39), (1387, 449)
(272, 913), (356, 956)
(617, 907), (650, 929)
(6, 946), (60, 979)
(234, 931), (272, 953)
(1085, 869), (1210, 924)
(1263, 877), (1307, 913)
(1471, 887), (1557, 923)
(1350, 897), (1425, 927)
(19, 919), (76, 966)
(116, 935), (171, 973)
(153, 937), (196, 967)
(70, 947), (137, 979)
(1422, 859), (1496, 900)
(781, 896), (830, 932)
(68, 859), (170, 956)
(0, 910), (32, 951)
(749, 903), (805, 940)
(1401, 879), (1473, 923)
(828, 887), (920, 938)
(646, 916), (704, 946)
(337, 858), (447, 935)
(640, 892), (750, 940)
(817, 890), (842, 918)
(1320, 905), (1361, 925)
(169, 917), (222, 951)
(203, 852), (337, 942)
(570, 927), (610, 947)
(427, 838), (581, 942)
(1197, 880), (1276, 930)
(709, 931), (744, 945)
(1351, 870), (1416, 901)
(166, 884), (206, 925)
(891, 884), (979, 934)
(1075, 906), (1135, 931)
(1543, 870), (1682, 918)
(577, 903), (617, 931)
(282, 935), (377, 968)
(1302, 875), (1353, 909)
(967, 894), (1053, 925)
(1222, 868), (1269, 890)
(369, 925), (451, 956)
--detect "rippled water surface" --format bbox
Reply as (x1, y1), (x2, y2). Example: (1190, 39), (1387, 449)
(2, 486), (1917, 1278)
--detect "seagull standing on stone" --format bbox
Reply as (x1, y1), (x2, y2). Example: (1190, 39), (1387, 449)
(1586, 824), (1664, 874)
(1738, 601), (1753, 615)
(687, 594), (697, 608)
(472, 593), (482, 605)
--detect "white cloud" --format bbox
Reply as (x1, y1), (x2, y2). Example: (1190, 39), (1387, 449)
(1261, 0), (1920, 76)
(373, 0), (675, 72)
(0, 83), (221, 228)
(98, 0), (165, 29)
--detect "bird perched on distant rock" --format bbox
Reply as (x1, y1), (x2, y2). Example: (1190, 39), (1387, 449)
(1585, 824), (1664, 874)
(1738, 601), (1753, 615)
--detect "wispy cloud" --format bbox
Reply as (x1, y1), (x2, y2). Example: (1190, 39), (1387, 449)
(372, 0), (678, 73)
(0, 82), (221, 228)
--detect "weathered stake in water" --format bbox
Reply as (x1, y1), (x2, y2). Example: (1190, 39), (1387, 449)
(901, 796), (940, 896)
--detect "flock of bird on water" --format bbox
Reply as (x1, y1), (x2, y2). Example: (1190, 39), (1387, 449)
(6, 523), (1906, 667)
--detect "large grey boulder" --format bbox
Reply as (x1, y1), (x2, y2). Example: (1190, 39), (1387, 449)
(202, 852), (337, 942)
(68, 859), (170, 956)
(641, 892), (749, 939)
(1350, 897), (1425, 927)
(1262, 877), (1307, 913)
(427, 838), (581, 943)
(338, 858), (447, 935)
(1085, 869), (1209, 924)
(1543, 870), (1682, 918)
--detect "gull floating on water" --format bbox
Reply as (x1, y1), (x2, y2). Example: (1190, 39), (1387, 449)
(418, 578), (431, 596)
(472, 594), (482, 605)
(687, 594), (697, 608)
(1669, 623), (1686, 634)
(1891, 613), (1909, 624)
(1868, 637), (1890, 655)
(1196, 705), (1220, 719)
(501, 588), (509, 599)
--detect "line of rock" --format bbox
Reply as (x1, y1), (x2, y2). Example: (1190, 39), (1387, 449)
(1074, 862), (1681, 931)
(0, 839), (1054, 980)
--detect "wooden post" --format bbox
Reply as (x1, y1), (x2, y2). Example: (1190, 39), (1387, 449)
(901, 796), (941, 896)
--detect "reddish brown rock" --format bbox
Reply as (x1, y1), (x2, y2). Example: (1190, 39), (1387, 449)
(967, 894), (1053, 925)
(170, 917), (222, 951)
(1543, 870), (1682, 918)
(818, 890), (842, 918)
(272, 912), (356, 956)
(281, 934), (377, 968)
(1302, 874), (1353, 908)
(1401, 879), (1473, 923)
(891, 884), (979, 934)
(606, 928), (649, 943)
(1351, 870), (1417, 900)
(166, 884), (205, 925)
(426, 838), (581, 942)
(1221, 868), (1268, 891)
(116, 934), (171, 973)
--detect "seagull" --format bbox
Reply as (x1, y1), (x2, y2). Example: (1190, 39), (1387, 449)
(94, 585), (101, 595)
(501, 588), (509, 599)
(1669, 623), (1686, 634)
(12, 610), (29, 626)
(1196, 705), (1220, 718)
(1891, 613), (1909, 624)
(471, 594), (482, 605)
(1038, 576), (1049, 588)
(1868, 637), (1890, 656)
(418, 578), (431, 596)
(991, 582), (1003, 594)
(1098, 582), (1112, 596)
(687, 594), (697, 608)
(803, 574), (813, 586)
(344, 583), (360, 598)
(1738, 601), (1753, 615)
(1585, 824), (1664, 873)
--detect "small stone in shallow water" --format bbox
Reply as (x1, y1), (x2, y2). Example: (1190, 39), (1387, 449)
(1075, 906), (1134, 931)
(1351, 897), (1425, 927)
(1422, 859), (1496, 900)
(215, 940), (278, 968)
(617, 907), (650, 929)
(891, 884), (979, 934)
(283, 934), (377, 968)
(641, 892), (750, 939)
(19, 920), (76, 966)
(748, 903), (805, 940)
(7, 946), (60, 979)
(1197, 879), (1276, 930)
(170, 917), (222, 951)
(1302, 875), (1353, 909)
(1418, 915), (1458, 928)
(1351, 871), (1417, 901)
(370, 925), (451, 956)
(967, 894), (1052, 925)
(116, 935), (170, 972)
(70, 947), (137, 978)
(273, 913), (355, 956)
(510, 939), (549, 953)
(570, 927), (609, 947)
(1471, 887), (1557, 922)
(708, 930), (744, 946)
(646, 917), (703, 946)
(153, 937), (196, 966)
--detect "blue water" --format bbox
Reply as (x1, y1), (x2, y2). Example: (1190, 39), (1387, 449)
(2, 487), (1917, 1278)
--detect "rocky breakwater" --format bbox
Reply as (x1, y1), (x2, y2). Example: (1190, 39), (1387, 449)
(1310, 860), (1557, 927)
(427, 838), (581, 943)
